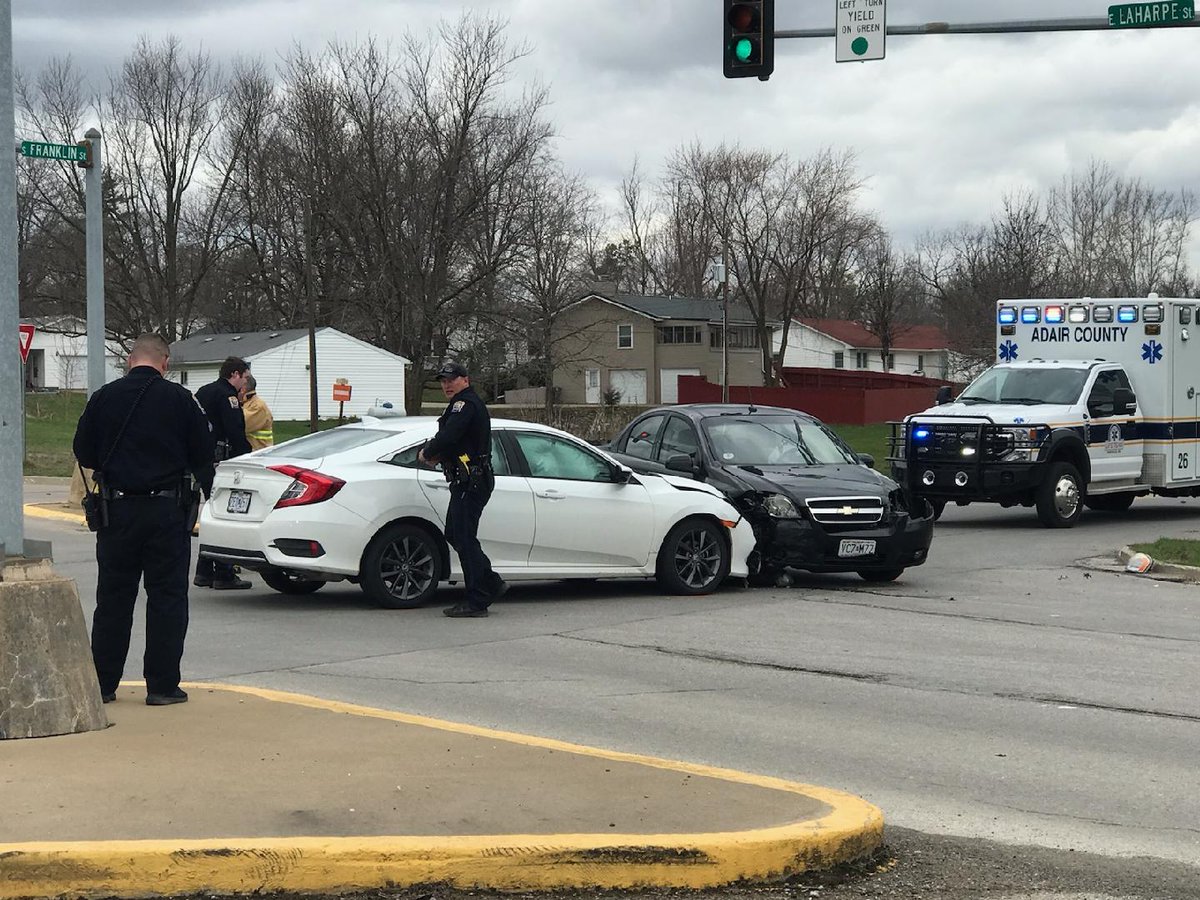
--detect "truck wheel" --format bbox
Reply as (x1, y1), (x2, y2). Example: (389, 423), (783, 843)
(1036, 461), (1084, 528)
(1085, 493), (1136, 513)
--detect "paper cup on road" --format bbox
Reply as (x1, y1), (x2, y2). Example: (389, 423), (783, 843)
(1125, 552), (1154, 574)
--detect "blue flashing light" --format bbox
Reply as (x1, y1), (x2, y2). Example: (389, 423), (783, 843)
(1044, 305), (1064, 324)
(1021, 307), (1040, 324)
(1117, 305), (1138, 324)
(913, 427), (931, 441)
(997, 307), (1017, 325)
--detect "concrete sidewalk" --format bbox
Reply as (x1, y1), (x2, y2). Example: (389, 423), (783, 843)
(0, 683), (884, 897)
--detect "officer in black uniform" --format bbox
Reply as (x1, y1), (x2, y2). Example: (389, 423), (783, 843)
(193, 356), (253, 590)
(73, 334), (215, 706)
(418, 361), (506, 617)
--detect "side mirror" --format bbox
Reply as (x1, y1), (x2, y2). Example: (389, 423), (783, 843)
(857, 453), (875, 469)
(935, 386), (952, 405)
(610, 464), (634, 484)
(664, 453), (697, 476)
(1112, 387), (1136, 415)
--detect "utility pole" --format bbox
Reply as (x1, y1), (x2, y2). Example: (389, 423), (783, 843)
(304, 194), (318, 433)
(84, 127), (104, 396)
(0, 0), (23, 559)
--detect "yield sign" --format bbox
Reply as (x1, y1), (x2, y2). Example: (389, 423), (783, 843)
(19, 323), (35, 364)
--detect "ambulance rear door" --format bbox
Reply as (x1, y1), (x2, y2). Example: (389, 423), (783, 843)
(1170, 301), (1199, 481)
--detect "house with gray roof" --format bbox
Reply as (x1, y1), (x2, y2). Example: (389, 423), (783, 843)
(169, 327), (409, 420)
(551, 291), (780, 405)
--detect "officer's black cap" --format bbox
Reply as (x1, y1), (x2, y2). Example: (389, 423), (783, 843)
(435, 361), (469, 380)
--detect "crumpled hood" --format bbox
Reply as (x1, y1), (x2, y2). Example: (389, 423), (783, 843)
(909, 402), (1079, 425)
(722, 463), (898, 501)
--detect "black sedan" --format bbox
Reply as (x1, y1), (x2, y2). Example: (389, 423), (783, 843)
(606, 404), (934, 582)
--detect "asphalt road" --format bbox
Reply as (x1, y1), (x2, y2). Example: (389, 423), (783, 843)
(24, 490), (1200, 875)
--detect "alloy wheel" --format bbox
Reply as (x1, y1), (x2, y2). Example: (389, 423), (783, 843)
(673, 526), (723, 589)
(379, 535), (437, 602)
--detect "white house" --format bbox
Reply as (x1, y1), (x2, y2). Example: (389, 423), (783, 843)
(169, 327), (410, 420)
(21, 316), (124, 390)
(773, 318), (955, 379)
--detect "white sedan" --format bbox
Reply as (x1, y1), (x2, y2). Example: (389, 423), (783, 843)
(198, 418), (756, 608)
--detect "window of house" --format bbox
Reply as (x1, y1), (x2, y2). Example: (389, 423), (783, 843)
(855, 351), (869, 368)
(617, 324), (633, 349)
(917, 354), (925, 371)
(620, 414), (666, 460)
(710, 326), (760, 349)
(833, 352), (844, 369)
(886, 353), (895, 370)
(656, 325), (702, 345)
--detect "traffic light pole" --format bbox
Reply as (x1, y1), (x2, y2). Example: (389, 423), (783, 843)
(0, 0), (24, 561)
(776, 15), (1199, 39)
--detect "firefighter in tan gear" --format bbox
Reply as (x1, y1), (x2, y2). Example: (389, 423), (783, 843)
(240, 374), (274, 451)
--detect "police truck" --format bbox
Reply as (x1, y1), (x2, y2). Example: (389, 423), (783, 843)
(889, 294), (1200, 527)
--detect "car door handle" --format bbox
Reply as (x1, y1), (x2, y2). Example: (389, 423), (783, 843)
(535, 489), (565, 500)
(427, 482), (449, 490)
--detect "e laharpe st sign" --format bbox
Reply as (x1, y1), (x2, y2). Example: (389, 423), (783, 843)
(1108, 1), (1195, 28)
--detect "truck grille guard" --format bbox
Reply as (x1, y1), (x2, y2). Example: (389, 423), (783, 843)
(887, 418), (1051, 490)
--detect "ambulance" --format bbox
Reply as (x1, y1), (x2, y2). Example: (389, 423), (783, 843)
(889, 294), (1200, 527)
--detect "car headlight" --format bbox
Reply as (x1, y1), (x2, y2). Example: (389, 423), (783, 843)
(997, 426), (1045, 463)
(763, 493), (801, 518)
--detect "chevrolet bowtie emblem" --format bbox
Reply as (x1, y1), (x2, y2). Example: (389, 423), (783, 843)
(840, 506), (856, 516)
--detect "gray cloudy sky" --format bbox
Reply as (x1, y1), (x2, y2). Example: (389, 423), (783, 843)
(13, 1), (1200, 265)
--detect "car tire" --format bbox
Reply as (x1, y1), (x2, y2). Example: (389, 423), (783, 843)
(930, 499), (946, 521)
(1036, 461), (1084, 528)
(858, 568), (904, 583)
(1084, 493), (1136, 513)
(655, 517), (730, 596)
(260, 567), (325, 595)
(360, 522), (442, 609)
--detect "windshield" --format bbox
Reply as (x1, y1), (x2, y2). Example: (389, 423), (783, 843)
(256, 428), (394, 460)
(701, 415), (859, 467)
(957, 367), (1087, 406)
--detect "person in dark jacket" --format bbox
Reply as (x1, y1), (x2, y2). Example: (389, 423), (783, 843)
(193, 356), (252, 590)
(418, 361), (506, 617)
(73, 334), (215, 706)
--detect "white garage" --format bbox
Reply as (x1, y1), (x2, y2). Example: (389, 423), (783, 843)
(609, 369), (647, 405)
(170, 328), (410, 420)
(659, 368), (701, 404)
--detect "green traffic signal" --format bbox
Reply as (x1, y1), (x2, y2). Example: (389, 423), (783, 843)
(734, 37), (755, 62)
(723, 0), (774, 80)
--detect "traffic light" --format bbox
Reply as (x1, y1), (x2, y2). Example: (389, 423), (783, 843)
(724, 0), (774, 81)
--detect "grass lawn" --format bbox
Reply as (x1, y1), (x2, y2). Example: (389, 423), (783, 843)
(1129, 538), (1200, 568)
(22, 390), (344, 478)
(23, 389), (896, 478)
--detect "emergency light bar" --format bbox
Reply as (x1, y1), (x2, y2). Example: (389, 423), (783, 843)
(1067, 306), (1089, 324)
(1044, 306), (1064, 324)
(1117, 305), (1138, 324)
(1021, 307), (1040, 324)
(1093, 306), (1114, 323)
(1143, 304), (1164, 324)
(998, 306), (1017, 325)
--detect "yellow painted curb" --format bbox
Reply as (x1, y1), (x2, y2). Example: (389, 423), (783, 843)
(22, 504), (86, 526)
(0, 683), (884, 898)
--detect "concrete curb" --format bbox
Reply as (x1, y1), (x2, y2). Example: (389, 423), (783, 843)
(1116, 546), (1200, 583)
(0, 683), (884, 898)
(22, 503), (86, 526)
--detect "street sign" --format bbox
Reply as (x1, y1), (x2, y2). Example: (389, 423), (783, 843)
(1109, 2), (1194, 27)
(18, 324), (34, 364)
(19, 140), (89, 164)
(332, 381), (352, 403)
(836, 0), (886, 62)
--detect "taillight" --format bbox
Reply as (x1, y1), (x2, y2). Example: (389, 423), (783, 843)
(268, 465), (345, 508)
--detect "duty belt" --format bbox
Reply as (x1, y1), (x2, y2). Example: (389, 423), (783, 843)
(103, 486), (182, 500)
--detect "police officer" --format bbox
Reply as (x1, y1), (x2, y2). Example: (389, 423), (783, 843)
(418, 361), (506, 617)
(193, 356), (253, 590)
(73, 334), (215, 706)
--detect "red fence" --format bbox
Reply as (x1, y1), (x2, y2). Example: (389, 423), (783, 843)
(677, 369), (957, 425)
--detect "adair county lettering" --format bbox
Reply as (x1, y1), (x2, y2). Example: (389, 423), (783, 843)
(1030, 326), (1130, 343)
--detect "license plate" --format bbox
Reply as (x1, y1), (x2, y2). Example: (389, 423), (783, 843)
(838, 539), (876, 558)
(226, 490), (252, 514)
